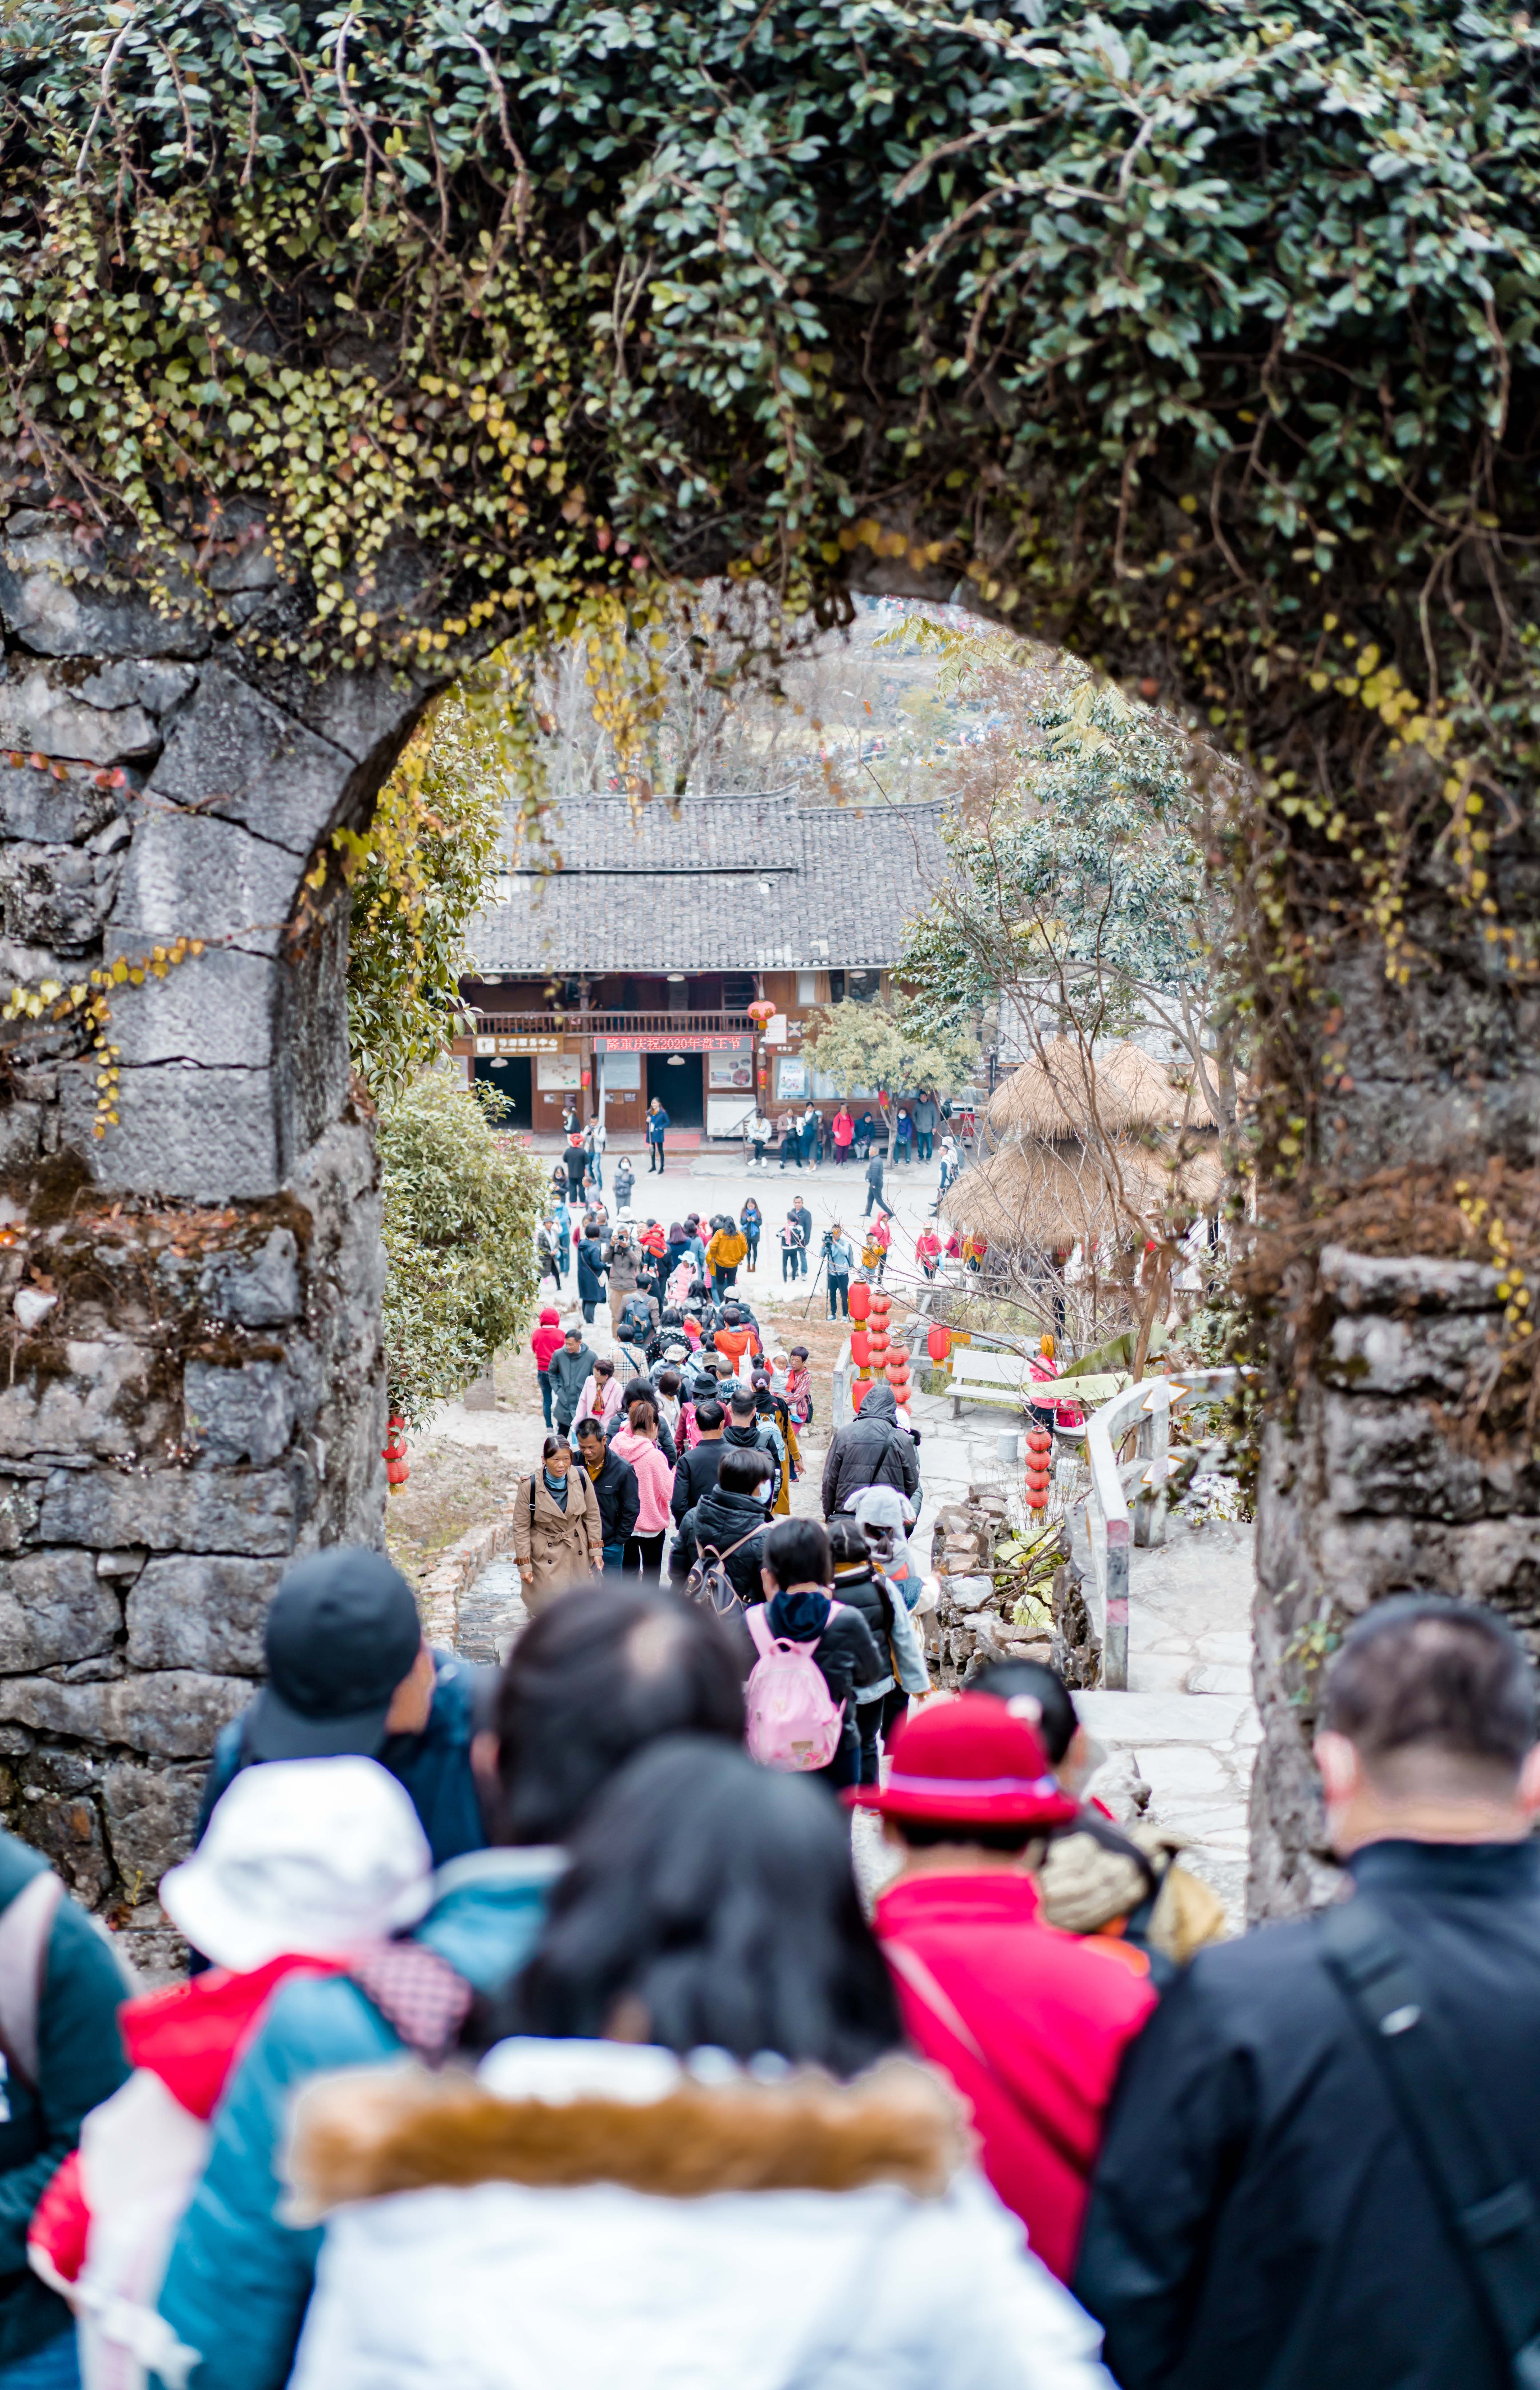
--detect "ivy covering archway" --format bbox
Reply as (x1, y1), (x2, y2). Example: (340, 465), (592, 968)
(4, 0), (1538, 1910)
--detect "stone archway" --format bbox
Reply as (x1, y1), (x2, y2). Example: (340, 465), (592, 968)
(0, 507), (449, 1957)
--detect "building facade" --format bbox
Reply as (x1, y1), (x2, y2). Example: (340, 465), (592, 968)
(454, 791), (947, 1140)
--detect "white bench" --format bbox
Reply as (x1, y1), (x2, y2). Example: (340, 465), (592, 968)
(948, 1353), (1129, 1419)
(948, 1348), (1040, 1416)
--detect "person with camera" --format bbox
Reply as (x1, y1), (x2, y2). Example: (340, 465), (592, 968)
(824, 1223), (854, 1318)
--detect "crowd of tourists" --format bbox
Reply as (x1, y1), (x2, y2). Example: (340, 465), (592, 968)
(0, 1559), (1533, 2390)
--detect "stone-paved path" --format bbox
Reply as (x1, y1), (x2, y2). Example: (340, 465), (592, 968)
(438, 1148), (1259, 1923)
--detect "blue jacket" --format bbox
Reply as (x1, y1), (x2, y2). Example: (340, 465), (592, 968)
(155, 1847), (561, 2390)
(196, 1650), (486, 1873)
(0, 1837), (128, 2367)
(576, 1236), (606, 1304)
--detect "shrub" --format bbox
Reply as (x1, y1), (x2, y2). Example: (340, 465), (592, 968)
(378, 1074), (544, 1430)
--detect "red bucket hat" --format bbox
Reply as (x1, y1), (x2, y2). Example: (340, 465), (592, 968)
(847, 1694), (1079, 1829)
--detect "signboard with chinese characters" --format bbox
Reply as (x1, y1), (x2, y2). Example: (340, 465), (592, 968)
(470, 1034), (561, 1055)
(594, 1033), (752, 1055)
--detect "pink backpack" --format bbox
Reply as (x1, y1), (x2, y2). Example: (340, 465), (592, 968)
(744, 1601), (847, 1772)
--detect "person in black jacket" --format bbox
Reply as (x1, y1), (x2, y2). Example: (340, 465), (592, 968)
(604, 1379), (678, 1465)
(748, 1517), (884, 1793)
(575, 1231), (606, 1324)
(1077, 1594), (1540, 2390)
(572, 1419), (640, 1568)
(669, 1446), (776, 1608)
(820, 1380), (920, 1519)
(671, 1399), (727, 1521)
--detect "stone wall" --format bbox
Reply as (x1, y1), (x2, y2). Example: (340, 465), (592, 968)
(0, 503), (430, 1963)
(1248, 1243), (1516, 1917)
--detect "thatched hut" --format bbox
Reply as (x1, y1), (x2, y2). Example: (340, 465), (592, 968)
(942, 1038), (1224, 1258)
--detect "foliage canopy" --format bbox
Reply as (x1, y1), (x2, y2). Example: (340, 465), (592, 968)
(800, 998), (977, 1112)
(378, 1069), (544, 1430)
(2, 0), (1538, 1190)
(344, 688), (503, 1101)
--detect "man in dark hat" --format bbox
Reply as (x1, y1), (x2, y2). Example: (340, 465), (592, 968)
(193, 1549), (486, 1870)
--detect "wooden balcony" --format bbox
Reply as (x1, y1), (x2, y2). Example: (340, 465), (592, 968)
(469, 1010), (756, 1037)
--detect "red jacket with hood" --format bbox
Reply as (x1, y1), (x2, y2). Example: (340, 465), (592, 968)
(874, 1869), (1156, 2284)
(531, 1310), (564, 1372)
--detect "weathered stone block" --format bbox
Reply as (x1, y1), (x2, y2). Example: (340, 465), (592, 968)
(0, 1669), (250, 1758)
(1323, 1310), (1502, 1397)
(0, 1550), (120, 1671)
(0, 1341), (170, 1463)
(145, 663), (353, 858)
(0, 661), (159, 764)
(202, 1227), (302, 1327)
(0, 1102), (44, 1172)
(125, 1554), (281, 1674)
(62, 1060), (280, 1202)
(0, 758), (119, 846)
(184, 1357), (294, 1466)
(17, 1776), (113, 1903)
(0, 1480), (41, 1555)
(108, 946), (277, 1071)
(76, 661), (197, 716)
(0, 534), (209, 659)
(38, 1462), (302, 1555)
(102, 1759), (208, 1892)
(1321, 1392), (1487, 1520)
(1315, 1512), (1540, 1619)
(111, 810), (297, 957)
(0, 845), (111, 951)
(1319, 1244), (1503, 1314)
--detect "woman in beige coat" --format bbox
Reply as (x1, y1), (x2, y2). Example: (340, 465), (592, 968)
(512, 1437), (603, 1610)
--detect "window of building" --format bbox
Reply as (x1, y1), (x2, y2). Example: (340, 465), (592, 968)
(795, 971), (818, 1006)
(722, 972), (755, 1010)
(848, 969), (881, 1004)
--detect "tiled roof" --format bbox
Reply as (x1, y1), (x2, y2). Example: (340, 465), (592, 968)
(466, 793), (949, 973)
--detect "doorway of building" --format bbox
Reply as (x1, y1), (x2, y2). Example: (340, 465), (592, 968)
(473, 1053), (532, 1130)
(647, 1051), (703, 1128)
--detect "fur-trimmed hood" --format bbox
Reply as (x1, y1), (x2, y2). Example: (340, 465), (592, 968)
(285, 2040), (967, 2221)
(280, 2041), (1113, 2390)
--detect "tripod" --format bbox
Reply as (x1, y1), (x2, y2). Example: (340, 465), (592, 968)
(801, 1244), (830, 1320)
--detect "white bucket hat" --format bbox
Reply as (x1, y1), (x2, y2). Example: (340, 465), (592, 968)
(159, 1756), (435, 1973)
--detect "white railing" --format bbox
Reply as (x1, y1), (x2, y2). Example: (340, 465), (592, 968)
(1084, 1367), (1244, 1689)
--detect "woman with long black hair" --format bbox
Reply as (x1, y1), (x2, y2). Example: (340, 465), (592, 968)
(284, 1741), (1111, 2390)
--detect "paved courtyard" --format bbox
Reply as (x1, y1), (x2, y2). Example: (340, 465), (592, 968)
(412, 1144), (1258, 1925)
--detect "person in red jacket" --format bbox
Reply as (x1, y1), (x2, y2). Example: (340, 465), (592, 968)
(915, 1226), (941, 1279)
(530, 1305), (565, 1431)
(851, 1696), (1158, 2285)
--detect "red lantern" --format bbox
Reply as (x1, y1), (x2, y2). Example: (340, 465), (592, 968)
(927, 1323), (952, 1366)
(868, 1334), (890, 1365)
(869, 1289), (892, 1318)
(851, 1379), (872, 1412)
(1025, 1485), (1049, 1511)
(747, 998), (776, 1024)
(1026, 1429), (1052, 1456)
(849, 1283), (872, 1323)
(850, 1329), (871, 1367)
(386, 1458), (410, 1489)
(885, 1353), (906, 1381)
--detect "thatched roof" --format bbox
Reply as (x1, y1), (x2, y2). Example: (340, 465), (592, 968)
(987, 1038), (1212, 1142)
(941, 1135), (1222, 1252)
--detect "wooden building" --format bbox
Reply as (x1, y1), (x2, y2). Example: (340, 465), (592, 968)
(454, 792), (947, 1141)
